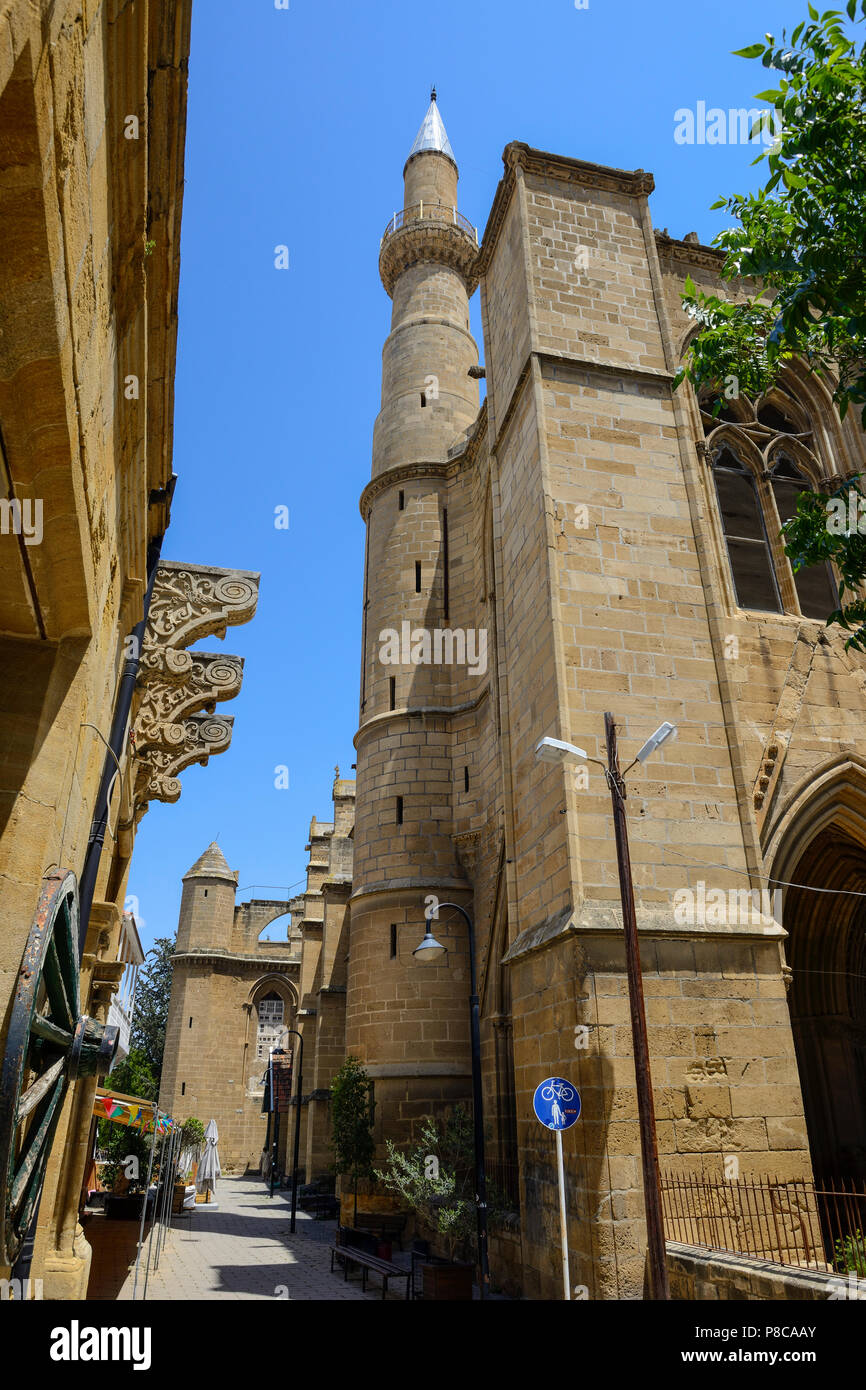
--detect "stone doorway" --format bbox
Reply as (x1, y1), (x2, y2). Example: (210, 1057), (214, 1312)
(784, 824), (866, 1183)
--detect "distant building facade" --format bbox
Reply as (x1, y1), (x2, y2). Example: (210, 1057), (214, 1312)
(160, 776), (355, 1177)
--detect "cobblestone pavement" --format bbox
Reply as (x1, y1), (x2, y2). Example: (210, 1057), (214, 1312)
(116, 1176), (411, 1302)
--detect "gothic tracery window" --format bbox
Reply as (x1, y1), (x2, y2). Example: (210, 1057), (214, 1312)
(701, 390), (837, 618)
(256, 992), (285, 1059)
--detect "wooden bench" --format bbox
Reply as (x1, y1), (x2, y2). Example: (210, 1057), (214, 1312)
(298, 1190), (338, 1215)
(330, 1242), (412, 1300)
(304, 1194), (339, 1220)
(354, 1212), (408, 1250)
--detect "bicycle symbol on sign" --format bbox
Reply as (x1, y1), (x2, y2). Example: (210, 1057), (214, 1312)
(541, 1081), (575, 1103)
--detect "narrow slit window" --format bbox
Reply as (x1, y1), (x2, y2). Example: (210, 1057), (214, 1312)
(415, 562), (422, 593)
(396, 796), (403, 825)
(389, 676), (396, 710)
(398, 490), (404, 511)
(442, 507), (449, 620)
(464, 766), (470, 793)
(420, 392), (427, 407)
(390, 924), (397, 959)
(188, 1016), (193, 1029)
(181, 1082), (185, 1096)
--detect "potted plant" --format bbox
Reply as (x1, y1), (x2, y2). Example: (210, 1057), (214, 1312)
(173, 1117), (205, 1212)
(375, 1105), (501, 1299)
(330, 1057), (375, 1227)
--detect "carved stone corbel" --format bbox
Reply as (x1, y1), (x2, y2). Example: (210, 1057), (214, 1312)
(131, 561), (259, 821)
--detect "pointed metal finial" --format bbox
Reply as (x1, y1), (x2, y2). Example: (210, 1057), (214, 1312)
(408, 91), (455, 163)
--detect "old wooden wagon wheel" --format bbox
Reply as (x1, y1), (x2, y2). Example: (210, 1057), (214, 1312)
(0, 869), (119, 1265)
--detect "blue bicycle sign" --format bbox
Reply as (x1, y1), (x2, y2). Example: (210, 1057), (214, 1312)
(533, 1077), (581, 1131)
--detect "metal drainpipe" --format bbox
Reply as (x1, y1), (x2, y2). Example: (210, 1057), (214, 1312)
(78, 485), (174, 953)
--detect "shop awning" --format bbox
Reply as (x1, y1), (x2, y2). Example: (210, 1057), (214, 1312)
(93, 1086), (174, 1135)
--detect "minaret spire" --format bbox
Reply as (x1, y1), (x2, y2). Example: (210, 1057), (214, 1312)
(407, 88), (455, 166)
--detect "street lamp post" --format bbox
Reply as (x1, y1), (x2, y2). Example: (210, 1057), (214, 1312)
(285, 1028), (304, 1233)
(413, 903), (490, 1301)
(535, 715), (676, 1301)
(603, 713), (671, 1301)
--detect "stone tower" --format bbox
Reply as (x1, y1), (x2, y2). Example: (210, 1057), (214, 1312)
(176, 841), (239, 955)
(348, 94), (482, 1137)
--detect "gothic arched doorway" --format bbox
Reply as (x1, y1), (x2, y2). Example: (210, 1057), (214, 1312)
(784, 824), (866, 1183)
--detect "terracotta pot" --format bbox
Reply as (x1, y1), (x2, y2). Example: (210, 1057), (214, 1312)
(421, 1262), (474, 1301)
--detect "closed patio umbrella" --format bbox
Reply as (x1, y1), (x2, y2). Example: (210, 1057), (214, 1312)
(197, 1119), (221, 1205)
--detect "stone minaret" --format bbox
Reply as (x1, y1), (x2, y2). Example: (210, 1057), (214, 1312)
(348, 93), (481, 1142)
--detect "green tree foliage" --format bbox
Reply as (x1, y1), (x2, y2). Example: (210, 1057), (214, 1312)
(129, 936), (175, 1082)
(675, 4), (866, 423)
(180, 1117), (205, 1150)
(103, 1048), (157, 1103)
(330, 1056), (375, 1220)
(375, 1106), (508, 1262)
(674, 4), (866, 645)
(96, 1049), (158, 1191)
(375, 1106), (476, 1259)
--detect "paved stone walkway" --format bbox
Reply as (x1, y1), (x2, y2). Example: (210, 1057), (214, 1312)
(116, 1176), (408, 1301)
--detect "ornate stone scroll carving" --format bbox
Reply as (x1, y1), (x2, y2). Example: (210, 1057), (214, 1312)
(145, 562), (259, 648)
(131, 562), (259, 820)
(133, 715), (234, 811)
(136, 650), (244, 737)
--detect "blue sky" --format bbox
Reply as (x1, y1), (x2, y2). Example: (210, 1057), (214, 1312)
(128, 0), (807, 951)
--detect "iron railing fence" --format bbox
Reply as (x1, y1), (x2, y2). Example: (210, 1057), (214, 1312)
(485, 1159), (521, 1213)
(381, 202), (478, 246)
(661, 1172), (866, 1274)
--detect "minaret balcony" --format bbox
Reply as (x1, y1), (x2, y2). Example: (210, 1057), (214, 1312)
(379, 201), (480, 296)
(381, 201), (478, 245)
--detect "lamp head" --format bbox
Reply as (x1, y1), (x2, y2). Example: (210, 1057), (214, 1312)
(413, 929), (447, 963)
(635, 721), (677, 764)
(534, 736), (588, 765)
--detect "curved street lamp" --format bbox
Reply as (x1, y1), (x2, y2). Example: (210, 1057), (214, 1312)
(414, 901), (490, 1300)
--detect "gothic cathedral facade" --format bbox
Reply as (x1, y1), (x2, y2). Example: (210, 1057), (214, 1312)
(162, 95), (866, 1300)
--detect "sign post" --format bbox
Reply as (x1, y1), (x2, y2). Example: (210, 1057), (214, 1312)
(533, 1077), (581, 1300)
